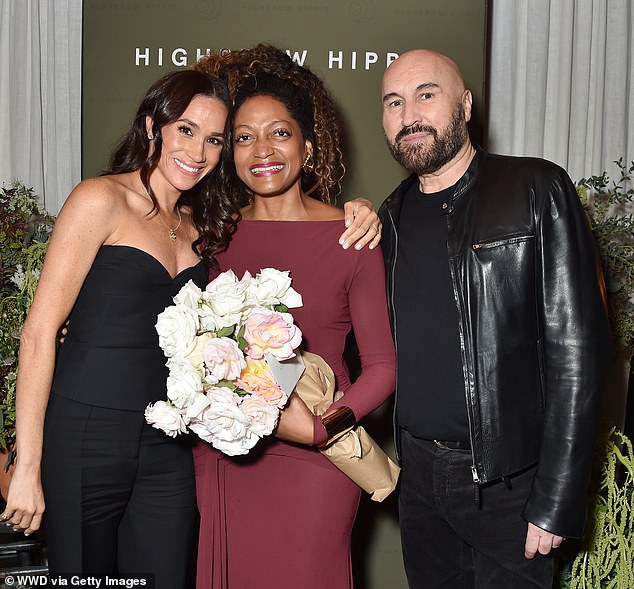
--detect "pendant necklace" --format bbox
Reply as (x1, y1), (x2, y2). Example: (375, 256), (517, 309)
(144, 188), (182, 241)
(159, 206), (182, 241)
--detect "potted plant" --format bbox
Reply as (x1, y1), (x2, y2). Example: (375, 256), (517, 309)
(576, 158), (634, 354)
(0, 180), (54, 496)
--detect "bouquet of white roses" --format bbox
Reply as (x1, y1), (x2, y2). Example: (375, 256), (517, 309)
(145, 268), (303, 456)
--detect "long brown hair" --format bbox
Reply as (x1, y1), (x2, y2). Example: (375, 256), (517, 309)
(105, 69), (237, 268)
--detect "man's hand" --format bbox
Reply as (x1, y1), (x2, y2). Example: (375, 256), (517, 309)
(524, 522), (564, 559)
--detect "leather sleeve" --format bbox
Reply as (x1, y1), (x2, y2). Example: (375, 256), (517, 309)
(521, 167), (612, 538)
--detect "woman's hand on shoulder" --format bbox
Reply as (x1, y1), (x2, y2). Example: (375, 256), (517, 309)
(340, 197), (382, 251)
(1, 465), (45, 535)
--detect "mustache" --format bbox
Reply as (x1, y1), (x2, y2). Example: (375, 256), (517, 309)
(395, 123), (437, 144)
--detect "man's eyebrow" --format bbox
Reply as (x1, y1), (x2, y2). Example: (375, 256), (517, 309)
(382, 82), (440, 103)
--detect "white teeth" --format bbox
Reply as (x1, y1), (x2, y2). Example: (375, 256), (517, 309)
(175, 159), (201, 173)
(251, 165), (284, 174)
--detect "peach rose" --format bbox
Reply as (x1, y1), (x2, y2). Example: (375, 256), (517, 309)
(242, 307), (302, 361)
(237, 358), (287, 408)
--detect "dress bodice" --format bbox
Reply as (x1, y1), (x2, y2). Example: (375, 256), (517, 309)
(51, 245), (208, 411)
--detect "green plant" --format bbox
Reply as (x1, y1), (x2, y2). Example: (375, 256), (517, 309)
(0, 180), (54, 464)
(557, 428), (633, 588)
(576, 159), (634, 352)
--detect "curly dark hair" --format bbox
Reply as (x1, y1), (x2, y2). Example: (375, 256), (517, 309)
(195, 44), (345, 205)
(104, 69), (238, 269)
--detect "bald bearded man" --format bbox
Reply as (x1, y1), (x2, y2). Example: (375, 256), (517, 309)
(378, 49), (611, 588)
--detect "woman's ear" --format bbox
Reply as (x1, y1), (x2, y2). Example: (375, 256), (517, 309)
(145, 115), (154, 140)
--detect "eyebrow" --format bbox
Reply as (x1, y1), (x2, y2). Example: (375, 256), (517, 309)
(178, 118), (199, 128)
(382, 82), (440, 103)
(234, 119), (291, 128)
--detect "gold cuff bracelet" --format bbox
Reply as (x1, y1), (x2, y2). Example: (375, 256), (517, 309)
(317, 406), (356, 449)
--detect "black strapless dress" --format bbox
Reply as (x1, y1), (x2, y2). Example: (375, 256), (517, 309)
(41, 245), (207, 586)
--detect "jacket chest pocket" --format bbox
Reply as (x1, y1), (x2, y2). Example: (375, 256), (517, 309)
(472, 234), (534, 251)
(469, 234), (536, 304)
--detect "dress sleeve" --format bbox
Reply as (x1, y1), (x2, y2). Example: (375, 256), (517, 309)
(313, 246), (396, 444)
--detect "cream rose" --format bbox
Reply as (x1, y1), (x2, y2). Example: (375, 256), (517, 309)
(155, 305), (198, 358)
(203, 270), (250, 324)
(165, 357), (204, 409)
(248, 268), (303, 309)
(241, 395), (279, 437)
(202, 337), (247, 383)
(188, 386), (256, 455)
(144, 401), (187, 438)
(173, 279), (202, 310)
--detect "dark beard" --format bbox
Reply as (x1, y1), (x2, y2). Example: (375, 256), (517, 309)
(386, 104), (468, 176)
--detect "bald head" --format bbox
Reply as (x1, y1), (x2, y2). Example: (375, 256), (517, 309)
(381, 49), (474, 186)
(382, 49), (466, 105)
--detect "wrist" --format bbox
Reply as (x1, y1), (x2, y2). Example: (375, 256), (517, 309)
(317, 406), (356, 449)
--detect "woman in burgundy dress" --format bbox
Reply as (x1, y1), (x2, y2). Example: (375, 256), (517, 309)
(194, 45), (396, 588)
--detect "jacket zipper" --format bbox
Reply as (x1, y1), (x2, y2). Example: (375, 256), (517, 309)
(446, 180), (481, 485)
(472, 235), (533, 250)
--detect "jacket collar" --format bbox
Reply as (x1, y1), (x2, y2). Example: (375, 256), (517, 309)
(384, 144), (485, 221)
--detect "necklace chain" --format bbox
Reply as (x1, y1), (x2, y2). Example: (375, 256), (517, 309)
(159, 206), (182, 241)
(143, 187), (182, 241)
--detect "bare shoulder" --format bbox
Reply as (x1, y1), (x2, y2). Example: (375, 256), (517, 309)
(307, 199), (345, 220)
(62, 176), (125, 216)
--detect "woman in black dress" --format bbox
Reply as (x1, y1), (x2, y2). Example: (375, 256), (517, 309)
(2, 70), (234, 584)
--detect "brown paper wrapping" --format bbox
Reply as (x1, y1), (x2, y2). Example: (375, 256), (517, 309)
(294, 351), (400, 502)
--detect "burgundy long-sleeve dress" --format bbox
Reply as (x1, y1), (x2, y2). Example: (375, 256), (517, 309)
(193, 220), (396, 589)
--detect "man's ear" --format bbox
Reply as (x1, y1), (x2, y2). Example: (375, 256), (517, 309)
(462, 90), (473, 123)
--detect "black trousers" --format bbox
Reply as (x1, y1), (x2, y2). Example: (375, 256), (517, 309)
(398, 430), (553, 589)
(41, 395), (197, 588)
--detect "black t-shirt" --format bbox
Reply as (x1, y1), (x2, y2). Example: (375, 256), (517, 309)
(394, 181), (469, 441)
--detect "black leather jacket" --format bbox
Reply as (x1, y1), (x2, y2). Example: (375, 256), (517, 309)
(378, 147), (611, 538)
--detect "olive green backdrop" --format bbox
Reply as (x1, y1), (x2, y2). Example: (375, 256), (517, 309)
(82, 1), (487, 586)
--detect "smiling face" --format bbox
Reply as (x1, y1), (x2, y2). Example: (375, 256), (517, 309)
(382, 50), (472, 176)
(146, 94), (228, 196)
(232, 95), (312, 199)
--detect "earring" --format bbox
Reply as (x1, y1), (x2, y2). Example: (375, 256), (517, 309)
(303, 153), (315, 174)
(148, 134), (154, 140)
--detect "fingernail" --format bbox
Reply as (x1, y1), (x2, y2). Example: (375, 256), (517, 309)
(355, 243), (362, 250)
(24, 532), (30, 536)
(369, 244), (376, 250)
(341, 242), (349, 250)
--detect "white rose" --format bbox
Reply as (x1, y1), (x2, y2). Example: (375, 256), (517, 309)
(241, 395), (279, 437)
(188, 386), (256, 455)
(165, 357), (204, 409)
(184, 333), (215, 370)
(199, 296), (239, 331)
(144, 401), (187, 438)
(249, 268), (303, 309)
(182, 391), (211, 422)
(155, 305), (199, 357)
(173, 279), (202, 310)
(202, 337), (246, 383)
(204, 270), (251, 319)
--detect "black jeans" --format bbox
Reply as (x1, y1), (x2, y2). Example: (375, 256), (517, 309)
(399, 430), (553, 589)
